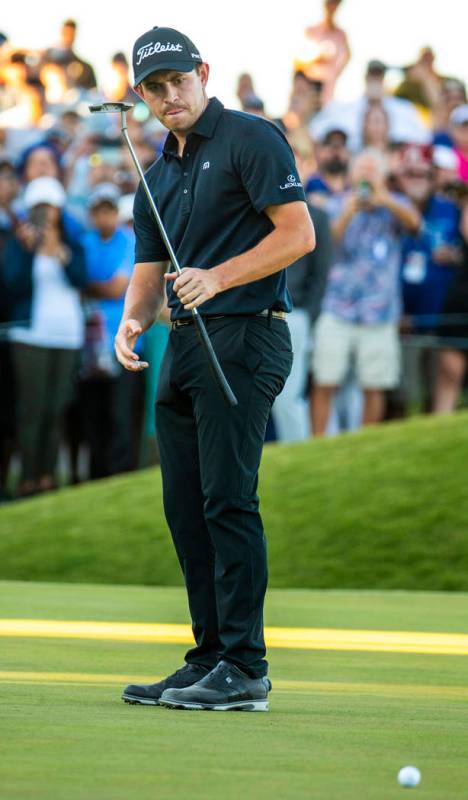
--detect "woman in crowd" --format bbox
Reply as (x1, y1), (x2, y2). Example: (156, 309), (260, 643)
(362, 103), (391, 153)
(4, 176), (87, 496)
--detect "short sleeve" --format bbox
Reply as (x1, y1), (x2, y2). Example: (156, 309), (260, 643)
(236, 120), (306, 213)
(133, 182), (170, 263)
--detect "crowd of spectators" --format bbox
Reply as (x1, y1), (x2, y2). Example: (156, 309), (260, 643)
(0, 5), (467, 499)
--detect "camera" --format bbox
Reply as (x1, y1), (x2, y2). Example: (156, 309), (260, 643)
(357, 180), (373, 203)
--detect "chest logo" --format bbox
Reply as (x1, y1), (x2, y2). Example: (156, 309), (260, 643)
(202, 161), (210, 170)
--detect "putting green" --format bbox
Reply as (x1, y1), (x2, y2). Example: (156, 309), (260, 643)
(1, 581), (468, 799)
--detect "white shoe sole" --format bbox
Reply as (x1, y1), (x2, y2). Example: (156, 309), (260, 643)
(122, 694), (159, 705)
(159, 699), (269, 712)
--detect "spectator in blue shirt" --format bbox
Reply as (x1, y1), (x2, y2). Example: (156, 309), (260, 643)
(399, 145), (461, 329)
(80, 183), (139, 479)
(305, 126), (350, 205)
(398, 145), (461, 412)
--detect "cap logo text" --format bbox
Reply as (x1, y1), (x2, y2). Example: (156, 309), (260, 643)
(136, 41), (183, 66)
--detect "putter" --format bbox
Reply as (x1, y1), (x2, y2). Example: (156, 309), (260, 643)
(89, 102), (238, 408)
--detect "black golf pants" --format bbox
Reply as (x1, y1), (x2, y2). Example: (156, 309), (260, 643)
(156, 315), (293, 678)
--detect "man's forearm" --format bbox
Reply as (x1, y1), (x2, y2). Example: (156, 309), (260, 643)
(213, 220), (315, 293)
(331, 206), (355, 241)
(382, 195), (421, 232)
(121, 261), (167, 331)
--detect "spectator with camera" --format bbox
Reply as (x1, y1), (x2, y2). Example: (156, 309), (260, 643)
(311, 149), (421, 434)
(4, 176), (87, 496)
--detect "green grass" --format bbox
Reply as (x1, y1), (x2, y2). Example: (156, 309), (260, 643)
(1, 412), (468, 590)
(1, 581), (468, 799)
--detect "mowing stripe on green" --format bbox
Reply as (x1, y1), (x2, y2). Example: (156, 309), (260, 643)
(1, 671), (468, 700)
(2, 619), (468, 654)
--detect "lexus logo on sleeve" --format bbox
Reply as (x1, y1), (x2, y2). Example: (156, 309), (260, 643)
(279, 174), (302, 190)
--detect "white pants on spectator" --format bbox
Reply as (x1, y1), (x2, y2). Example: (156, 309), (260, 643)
(272, 308), (311, 441)
(313, 313), (400, 389)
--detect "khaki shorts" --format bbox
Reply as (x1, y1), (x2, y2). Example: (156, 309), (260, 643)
(312, 313), (400, 389)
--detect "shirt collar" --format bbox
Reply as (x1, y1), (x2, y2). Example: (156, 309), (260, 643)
(163, 97), (224, 157)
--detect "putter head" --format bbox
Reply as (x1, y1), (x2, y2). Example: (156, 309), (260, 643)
(89, 102), (134, 114)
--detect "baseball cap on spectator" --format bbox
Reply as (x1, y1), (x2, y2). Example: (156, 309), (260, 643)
(432, 145), (458, 170)
(450, 104), (468, 126)
(23, 176), (66, 209)
(366, 60), (387, 76)
(132, 26), (202, 87)
(321, 127), (348, 145)
(88, 183), (121, 210)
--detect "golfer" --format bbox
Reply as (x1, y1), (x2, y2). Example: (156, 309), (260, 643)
(117, 26), (315, 711)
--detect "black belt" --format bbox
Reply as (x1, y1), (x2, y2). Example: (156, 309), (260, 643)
(171, 309), (287, 330)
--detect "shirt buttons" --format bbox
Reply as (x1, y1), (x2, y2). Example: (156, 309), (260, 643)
(183, 189), (188, 194)
(183, 172), (188, 177)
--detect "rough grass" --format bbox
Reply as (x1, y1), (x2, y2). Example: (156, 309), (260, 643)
(1, 412), (468, 590)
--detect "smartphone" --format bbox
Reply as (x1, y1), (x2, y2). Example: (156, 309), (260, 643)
(28, 205), (48, 245)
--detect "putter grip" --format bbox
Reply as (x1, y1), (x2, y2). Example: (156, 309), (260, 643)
(193, 313), (238, 407)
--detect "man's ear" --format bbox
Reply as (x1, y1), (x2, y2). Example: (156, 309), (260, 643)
(134, 84), (144, 100)
(198, 63), (210, 88)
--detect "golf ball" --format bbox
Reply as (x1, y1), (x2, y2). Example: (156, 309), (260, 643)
(398, 766), (421, 788)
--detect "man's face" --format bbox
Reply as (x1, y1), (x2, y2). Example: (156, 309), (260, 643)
(91, 203), (119, 237)
(61, 24), (76, 48)
(24, 148), (60, 182)
(365, 72), (385, 101)
(136, 65), (209, 134)
(350, 154), (385, 189)
(325, 0), (340, 15)
(399, 167), (433, 203)
(318, 133), (349, 174)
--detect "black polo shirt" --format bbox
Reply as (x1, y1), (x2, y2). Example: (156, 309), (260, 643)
(133, 97), (306, 320)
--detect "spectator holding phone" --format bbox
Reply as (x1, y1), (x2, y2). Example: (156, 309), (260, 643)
(4, 176), (86, 496)
(311, 149), (420, 434)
